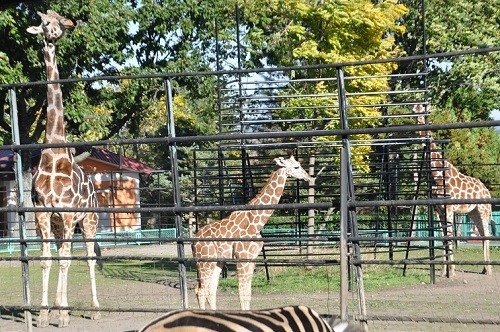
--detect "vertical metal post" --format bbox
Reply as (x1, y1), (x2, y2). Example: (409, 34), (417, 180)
(337, 67), (368, 331)
(382, 145), (392, 260)
(306, 154), (316, 263)
(110, 171), (118, 245)
(339, 146), (349, 321)
(424, 143), (436, 284)
(165, 79), (188, 308)
(217, 148), (225, 220)
(234, 4), (249, 202)
(403, 149), (426, 276)
(9, 88), (33, 332)
(421, 0), (435, 283)
(215, 18), (225, 222)
(421, 0), (427, 62)
(192, 151), (199, 236)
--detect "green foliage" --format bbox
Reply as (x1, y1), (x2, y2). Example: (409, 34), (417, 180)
(1, 1), (496, 200)
(0, 2), (134, 147)
(239, 0), (408, 173)
(396, 0), (499, 195)
(240, 0), (407, 66)
(0, 0), (231, 188)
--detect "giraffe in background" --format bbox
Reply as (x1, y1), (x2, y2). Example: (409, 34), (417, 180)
(414, 104), (492, 277)
(192, 155), (313, 310)
(27, 10), (101, 327)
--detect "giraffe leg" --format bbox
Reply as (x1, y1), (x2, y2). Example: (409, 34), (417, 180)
(440, 211), (455, 278)
(55, 238), (72, 327)
(84, 240), (101, 319)
(482, 238), (492, 275)
(470, 208), (492, 275)
(82, 214), (101, 320)
(36, 212), (52, 328)
(207, 263), (223, 310)
(236, 261), (256, 310)
(195, 262), (216, 310)
(235, 241), (262, 310)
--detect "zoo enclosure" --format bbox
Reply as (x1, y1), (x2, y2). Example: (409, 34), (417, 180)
(0, 48), (500, 331)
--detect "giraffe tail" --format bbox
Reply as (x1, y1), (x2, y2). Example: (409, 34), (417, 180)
(491, 219), (497, 236)
(94, 242), (104, 271)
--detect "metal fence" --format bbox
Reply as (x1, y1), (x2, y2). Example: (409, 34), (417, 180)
(0, 49), (499, 331)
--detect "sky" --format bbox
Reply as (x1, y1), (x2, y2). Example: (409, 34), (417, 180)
(491, 110), (500, 121)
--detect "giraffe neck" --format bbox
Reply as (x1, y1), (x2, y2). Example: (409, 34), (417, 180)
(43, 42), (67, 144)
(245, 168), (288, 231)
(427, 138), (461, 196)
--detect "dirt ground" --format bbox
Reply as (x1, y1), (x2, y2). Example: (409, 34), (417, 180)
(1, 243), (499, 332)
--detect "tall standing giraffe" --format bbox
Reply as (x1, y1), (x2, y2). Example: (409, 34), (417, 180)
(192, 155), (313, 310)
(414, 104), (492, 277)
(27, 10), (101, 327)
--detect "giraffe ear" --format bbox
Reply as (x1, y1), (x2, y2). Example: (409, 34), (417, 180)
(27, 25), (43, 35)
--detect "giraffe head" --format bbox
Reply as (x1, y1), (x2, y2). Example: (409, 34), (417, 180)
(413, 104), (432, 136)
(413, 104), (429, 125)
(274, 155), (313, 183)
(27, 10), (74, 44)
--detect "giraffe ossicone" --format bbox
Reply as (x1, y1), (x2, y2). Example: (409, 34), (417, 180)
(192, 154), (313, 310)
(28, 10), (101, 328)
(414, 104), (492, 277)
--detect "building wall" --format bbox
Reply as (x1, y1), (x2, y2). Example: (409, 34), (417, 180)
(0, 156), (147, 236)
(91, 172), (141, 232)
(1, 180), (19, 238)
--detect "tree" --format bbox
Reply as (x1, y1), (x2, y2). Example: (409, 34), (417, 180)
(232, 0), (408, 182)
(243, 3), (405, 126)
(395, 0), (500, 197)
(206, 1), (410, 246)
(0, 2), (137, 146)
(0, 2), (237, 232)
(0, 1), (236, 152)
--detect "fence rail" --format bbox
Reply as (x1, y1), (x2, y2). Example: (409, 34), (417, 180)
(0, 47), (499, 331)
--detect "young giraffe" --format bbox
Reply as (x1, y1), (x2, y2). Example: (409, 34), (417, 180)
(414, 104), (492, 277)
(27, 11), (101, 327)
(192, 155), (313, 310)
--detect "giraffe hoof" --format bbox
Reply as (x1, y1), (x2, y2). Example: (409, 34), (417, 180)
(58, 310), (70, 328)
(441, 272), (456, 278)
(90, 311), (101, 320)
(440, 269), (456, 278)
(37, 309), (50, 328)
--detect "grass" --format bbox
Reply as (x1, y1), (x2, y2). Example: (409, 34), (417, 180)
(218, 245), (500, 294)
(1, 245), (498, 308)
(217, 261), (429, 294)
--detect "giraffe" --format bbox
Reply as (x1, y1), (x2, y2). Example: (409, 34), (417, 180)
(192, 155), (313, 310)
(27, 11), (101, 327)
(414, 104), (492, 277)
